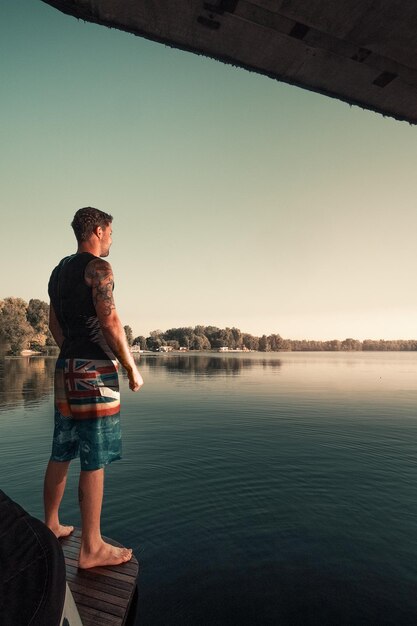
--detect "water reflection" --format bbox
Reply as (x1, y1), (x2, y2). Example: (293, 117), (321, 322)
(2, 351), (417, 413)
(0, 357), (55, 413)
(137, 354), (282, 377)
(0, 355), (283, 411)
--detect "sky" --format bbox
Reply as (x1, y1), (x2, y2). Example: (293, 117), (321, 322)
(1, 0), (417, 340)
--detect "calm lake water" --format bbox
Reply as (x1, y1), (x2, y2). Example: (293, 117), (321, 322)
(1, 352), (417, 625)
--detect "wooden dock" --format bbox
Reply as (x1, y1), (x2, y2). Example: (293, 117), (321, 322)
(60, 528), (139, 626)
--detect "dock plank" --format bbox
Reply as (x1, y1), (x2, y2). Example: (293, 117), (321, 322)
(74, 605), (120, 626)
(60, 528), (139, 626)
(69, 581), (129, 606)
(71, 591), (126, 618)
(66, 565), (134, 591)
(66, 573), (132, 597)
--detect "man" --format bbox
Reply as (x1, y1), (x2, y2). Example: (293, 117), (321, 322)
(44, 207), (143, 569)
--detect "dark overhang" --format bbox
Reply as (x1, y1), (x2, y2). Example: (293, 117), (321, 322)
(41, 0), (417, 124)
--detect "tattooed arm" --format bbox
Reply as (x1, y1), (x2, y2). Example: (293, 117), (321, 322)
(49, 303), (64, 348)
(85, 258), (143, 392)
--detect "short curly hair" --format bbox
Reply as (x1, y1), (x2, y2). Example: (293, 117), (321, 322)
(71, 207), (113, 242)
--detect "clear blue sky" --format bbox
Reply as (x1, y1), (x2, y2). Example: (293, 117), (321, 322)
(2, 0), (417, 340)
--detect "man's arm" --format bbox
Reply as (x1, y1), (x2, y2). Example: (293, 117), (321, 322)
(85, 258), (143, 392)
(49, 303), (64, 348)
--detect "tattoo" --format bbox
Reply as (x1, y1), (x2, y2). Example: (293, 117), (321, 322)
(78, 486), (84, 503)
(86, 259), (115, 316)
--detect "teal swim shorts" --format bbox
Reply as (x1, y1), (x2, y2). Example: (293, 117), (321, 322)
(50, 411), (122, 470)
(50, 359), (122, 470)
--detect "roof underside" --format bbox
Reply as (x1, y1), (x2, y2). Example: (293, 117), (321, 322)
(42, 0), (417, 124)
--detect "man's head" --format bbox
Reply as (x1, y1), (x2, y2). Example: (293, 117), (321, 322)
(71, 207), (113, 257)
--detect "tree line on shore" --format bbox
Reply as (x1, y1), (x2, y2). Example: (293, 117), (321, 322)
(131, 326), (417, 353)
(1, 297), (416, 355)
(0, 297), (53, 355)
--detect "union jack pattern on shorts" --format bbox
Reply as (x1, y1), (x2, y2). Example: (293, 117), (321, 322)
(55, 358), (120, 420)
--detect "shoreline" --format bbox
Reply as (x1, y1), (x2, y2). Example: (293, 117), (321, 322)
(1, 348), (416, 359)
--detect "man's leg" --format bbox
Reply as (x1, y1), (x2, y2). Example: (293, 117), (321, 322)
(78, 468), (132, 569)
(43, 459), (74, 538)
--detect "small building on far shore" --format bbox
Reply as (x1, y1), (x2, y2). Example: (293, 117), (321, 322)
(158, 345), (174, 353)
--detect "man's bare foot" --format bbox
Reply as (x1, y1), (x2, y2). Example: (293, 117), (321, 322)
(47, 523), (74, 539)
(78, 540), (132, 569)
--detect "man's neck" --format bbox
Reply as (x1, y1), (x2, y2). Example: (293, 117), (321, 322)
(77, 241), (101, 256)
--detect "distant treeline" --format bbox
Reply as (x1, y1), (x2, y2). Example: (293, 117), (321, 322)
(132, 326), (417, 352)
(1, 297), (415, 355)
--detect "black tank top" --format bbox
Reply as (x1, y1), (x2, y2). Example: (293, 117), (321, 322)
(48, 253), (115, 360)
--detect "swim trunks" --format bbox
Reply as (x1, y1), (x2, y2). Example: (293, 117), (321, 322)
(50, 358), (122, 470)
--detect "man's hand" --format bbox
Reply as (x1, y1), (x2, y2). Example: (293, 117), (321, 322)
(128, 365), (144, 392)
